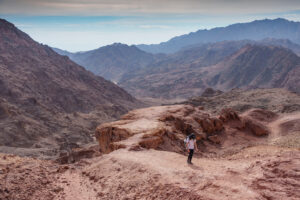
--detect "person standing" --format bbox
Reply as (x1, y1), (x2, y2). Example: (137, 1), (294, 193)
(186, 133), (198, 164)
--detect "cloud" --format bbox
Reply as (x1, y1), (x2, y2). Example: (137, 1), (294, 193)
(1, 1), (299, 52)
(1, 0), (300, 15)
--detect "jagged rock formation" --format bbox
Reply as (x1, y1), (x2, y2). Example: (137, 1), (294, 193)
(0, 19), (142, 158)
(95, 105), (273, 156)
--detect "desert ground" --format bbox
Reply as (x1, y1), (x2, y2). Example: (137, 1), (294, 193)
(1, 96), (299, 200)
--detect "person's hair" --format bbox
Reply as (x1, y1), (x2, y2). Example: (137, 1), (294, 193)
(189, 134), (196, 139)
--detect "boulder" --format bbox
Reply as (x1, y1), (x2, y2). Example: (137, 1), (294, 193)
(219, 108), (240, 122)
(139, 136), (164, 149)
(219, 108), (244, 129)
(173, 117), (195, 135)
(196, 117), (224, 135)
(201, 88), (223, 97)
(208, 135), (221, 144)
(56, 147), (101, 164)
(247, 109), (278, 122)
(160, 115), (194, 135)
(199, 118), (215, 134)
(243, 118), (270, 136)
(213, 118), (224, 132)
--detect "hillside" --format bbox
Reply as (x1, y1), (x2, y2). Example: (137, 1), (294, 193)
(54, 43), (160, 82)
(137, 18), (300, 54)
(120, 44), (300, 99)
(186, 88), (300, 114)
(0, 19), (141, 158)
(260, 38), (300, 55)
(204, 45), (300, 93)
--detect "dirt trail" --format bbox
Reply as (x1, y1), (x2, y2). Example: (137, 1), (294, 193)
(267, 112), (300, 145)
(54, 146), (299, 200)
(55, 169), (99, 200)
(268, 112), (300, 136)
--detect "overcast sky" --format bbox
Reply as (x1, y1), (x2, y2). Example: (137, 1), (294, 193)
(1, 0), (300, 51)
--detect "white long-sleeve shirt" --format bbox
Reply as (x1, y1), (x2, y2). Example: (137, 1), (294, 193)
(186, 139), (195, 150)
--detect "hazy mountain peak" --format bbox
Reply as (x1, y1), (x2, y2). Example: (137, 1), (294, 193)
(137, 18), (300, 54)
(54, 41), (157, 82)
(0, 18), (14, 28)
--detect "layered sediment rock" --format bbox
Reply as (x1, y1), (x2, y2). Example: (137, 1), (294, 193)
(95, 105), (273, 155)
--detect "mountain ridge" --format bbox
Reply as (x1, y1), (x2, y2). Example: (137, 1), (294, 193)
(137, 18), (300, 54)
(0, 18), (142, 158)
(53, 43), (162, 82)
(120, 44), (300, 99)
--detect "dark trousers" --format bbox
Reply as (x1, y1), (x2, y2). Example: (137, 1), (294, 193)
(187, 149), (194, 163)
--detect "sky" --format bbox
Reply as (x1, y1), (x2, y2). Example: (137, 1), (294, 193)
(0, 0), (300, 52)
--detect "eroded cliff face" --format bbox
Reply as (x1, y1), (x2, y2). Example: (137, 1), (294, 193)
(95, 105), (272, 156)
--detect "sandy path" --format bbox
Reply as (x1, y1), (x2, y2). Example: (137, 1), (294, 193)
(55, 166), (100, 200)
(108, 149), (264, 199)
(56, 146), (296, 200)
(267, 112), (300, 142)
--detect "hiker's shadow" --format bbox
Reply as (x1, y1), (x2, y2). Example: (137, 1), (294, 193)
(187, 164), (202, 170)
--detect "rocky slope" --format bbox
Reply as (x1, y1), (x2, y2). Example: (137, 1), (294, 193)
(204, 45), (300, 93)
(120, 44), (300, 99)
(137, 18), (300, 54)
(186, 88), (300, 114)
(1, 89), (299, 199)
(0, 19), (141, 158)
(119, 40), (250, 99)
(260, 38), (300, 56)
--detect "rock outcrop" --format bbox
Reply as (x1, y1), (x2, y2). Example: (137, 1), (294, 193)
(243, 118), (270, 136)
(95, 127), (132, 153)
(201, 88), (223, 97)
(95, 104), (276, 156)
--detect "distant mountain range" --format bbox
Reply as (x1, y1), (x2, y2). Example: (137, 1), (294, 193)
(54, 43), (162, 82)
(137, 18), (300, 54)
(52, 18), (300, 100)
(119, 43), (300, 99)
(53, 38), (300, 83)
(54, 38), (300, 99)
(0, 19), (141, 157)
